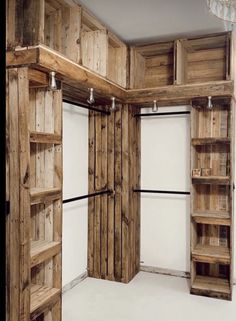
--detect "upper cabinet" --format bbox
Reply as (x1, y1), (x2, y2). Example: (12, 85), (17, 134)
(6, 0), (128, 88)
(130, 32), (231, 89)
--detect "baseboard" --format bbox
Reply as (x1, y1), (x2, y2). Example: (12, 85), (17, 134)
(140, 265), (190, 279)
(62, 271), (88, 294)
(141, 265), (236, 285)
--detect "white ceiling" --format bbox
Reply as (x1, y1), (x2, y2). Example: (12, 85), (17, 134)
(77, 0), (233, 44)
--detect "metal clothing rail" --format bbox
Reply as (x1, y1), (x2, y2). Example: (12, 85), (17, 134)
(133, 189), (190, 195)
(63, 99), (111, 115)
(133, 111), (190, 117)
(63, 189), (113, 204)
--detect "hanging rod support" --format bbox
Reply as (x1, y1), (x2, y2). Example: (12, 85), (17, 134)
(133, 189), (190, 195)
(134, 111), (190, 117)
(63, 189), (113, 204)
(63, 99), (110, 115)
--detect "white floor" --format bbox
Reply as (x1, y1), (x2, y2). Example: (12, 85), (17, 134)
(62, 272), (236, 321)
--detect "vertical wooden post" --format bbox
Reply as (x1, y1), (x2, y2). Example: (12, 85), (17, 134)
(7, 67), (31, 321)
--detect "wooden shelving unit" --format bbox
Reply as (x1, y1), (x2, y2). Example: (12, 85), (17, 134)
(29, 85), (63, 320)
(190, 96), (233, 300)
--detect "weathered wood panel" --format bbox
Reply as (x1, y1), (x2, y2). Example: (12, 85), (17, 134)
(88, 104), (141, 283)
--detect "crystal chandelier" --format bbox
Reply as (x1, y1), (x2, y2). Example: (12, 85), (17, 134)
(207, 0), (236, 22)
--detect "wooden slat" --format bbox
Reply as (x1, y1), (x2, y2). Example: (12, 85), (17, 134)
(192, 176), (230, 185)
(191, 275), (230, 295)
(31, 240), (61, 268)
(30, 132), (62, 144)
(121, 105), (129, 282)
(127, 80), (233, 104)
(191, 137), (230, 145)
(30, 285), (60, 320)
(94, 114), (102, 278)
(107, 112), (115, 280)
(29, 69), (49, 88)
(100, 114), (108, 279)
(114, 106), (122, 281)
(192, 211), (230, 226)
(30, 187), (62, 205)
(88, 111), (95, 277)
(192, 244), (230, 264)
(18, 67), (31, 321)
(8, 68), (20, 321)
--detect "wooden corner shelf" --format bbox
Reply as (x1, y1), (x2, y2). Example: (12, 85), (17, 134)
(30, 132), (62, 144)
(192, 211), (230, 226)
(192, 176), (230, 185)
(31, 240), (61, 268)
(191, 275), (231, 300)
(191, 137), (230, 146)
(30, 284), (61, 320)
(30, 187), (62, 205)
(192, 244), (230, 264)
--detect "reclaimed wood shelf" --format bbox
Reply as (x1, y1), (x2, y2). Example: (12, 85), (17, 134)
(192, 211), (230, 226)
(192, 176), (230, 185)
(191, 275), (230, 297)
(30, 187), (62, 205)
(30, 284), (61, 320)
(30, 131), (62, 144)
(31, 240), (61, 268)
(191, 137), (230, 146)
(192, 244), (230, 264)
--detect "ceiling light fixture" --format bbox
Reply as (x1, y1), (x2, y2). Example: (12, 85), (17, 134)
(207, 0), (236, 22)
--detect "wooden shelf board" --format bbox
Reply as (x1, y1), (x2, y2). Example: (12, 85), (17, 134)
(191, 137), (230, 146)
(192, 211), (230, 226)
(31, 240), (61, 267)
(192, 244), (230, 264)
(30, 187), (61, 205)
(191, 275), (230, 295)
(192, 176), (230, 185)
(30, 131), (62, 144)
(30, 284), (60, 319)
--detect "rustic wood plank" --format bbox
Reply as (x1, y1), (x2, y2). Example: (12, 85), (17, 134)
(94, 114), (102, 278)
(114, 106), (122, 281)
(31, 241), (61, 268)
(100, 114), (108, 279)
(107, 111), (115, 280)
(88, 111), (95, 277)
(121, 105), (129, 283)
(30, 132), (62, 144)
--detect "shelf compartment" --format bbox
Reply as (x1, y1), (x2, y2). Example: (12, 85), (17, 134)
(30, 284), (61, 320)
(192, 244), (230, 264)
(191, 137), (230, 146)
(191, 275), (231, 300)
(31, 240), (61, 268)
(30, 131), (62, 144)
(192, 176), (230, 185)
(30, 187), (62, 205)
(130, 41), (174, 89)
(192, 211), (230, 226)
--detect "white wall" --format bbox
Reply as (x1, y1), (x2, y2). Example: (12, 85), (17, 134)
(141, 106), (190, 272)
(141, 105), (236, 279)
(62, 103), (88, 287)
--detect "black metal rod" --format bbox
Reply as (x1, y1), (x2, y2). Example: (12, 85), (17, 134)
(134, 111), (190, 117)
(133, 189), (190, 195)
(63, 99), (110, 115)
(63, 189), (113, 204)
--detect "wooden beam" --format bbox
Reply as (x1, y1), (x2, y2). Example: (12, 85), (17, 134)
(126, 81), (233, 104)
(28, 69), (48, 87)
